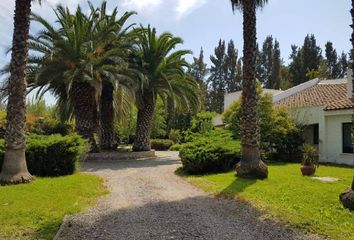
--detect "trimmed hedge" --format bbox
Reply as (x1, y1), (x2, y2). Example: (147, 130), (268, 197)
(0, 134), (87, 177)
(179, 130), (241, 174)
(151, 139), (174, 151)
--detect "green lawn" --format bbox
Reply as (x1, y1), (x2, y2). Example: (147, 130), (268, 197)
(185, 163), (354, 240)
(0, 173), (107, 240)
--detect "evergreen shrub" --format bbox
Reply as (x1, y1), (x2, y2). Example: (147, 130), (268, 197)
(0, 134), (87, 177)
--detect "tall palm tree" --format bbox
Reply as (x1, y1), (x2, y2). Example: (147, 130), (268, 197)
(88, 2), (137, 150)
(230, 0), (268, 179)
(0, 0), (42, 184)
(132, 26), (199, 151)
(27, 3), (137, 152)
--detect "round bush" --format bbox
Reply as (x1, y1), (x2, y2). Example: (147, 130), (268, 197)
(179, 136), (241, 174)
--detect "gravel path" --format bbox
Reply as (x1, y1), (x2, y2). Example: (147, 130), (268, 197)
(55, 151), (321, 240)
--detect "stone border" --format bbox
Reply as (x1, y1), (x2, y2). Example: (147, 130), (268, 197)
(84, 150), (156, 161)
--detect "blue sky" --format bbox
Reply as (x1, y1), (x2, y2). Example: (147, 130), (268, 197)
(0, 0), (351, 103)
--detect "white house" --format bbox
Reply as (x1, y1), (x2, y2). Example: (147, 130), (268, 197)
(221, 73), (354, 166)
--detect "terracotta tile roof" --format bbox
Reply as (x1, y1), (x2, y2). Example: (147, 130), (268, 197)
(275, 83), (354, 111)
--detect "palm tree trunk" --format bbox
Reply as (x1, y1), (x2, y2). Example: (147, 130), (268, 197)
(0, 0), (33, 185)
(236, 0), (268, 179)
(71, 81), (99, 152)
(100, 82), (117, 150)
(133, 94), (155, 151)
(166, 96), (175, 137)
(350, 0), (354, 190)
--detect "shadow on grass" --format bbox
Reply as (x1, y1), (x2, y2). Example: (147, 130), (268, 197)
(175, 167), (257, 200)
(217, 177), (257, 200)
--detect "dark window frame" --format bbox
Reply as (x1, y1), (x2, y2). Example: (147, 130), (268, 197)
(342, 122), (353, 154)
(313, 124), (319, 145)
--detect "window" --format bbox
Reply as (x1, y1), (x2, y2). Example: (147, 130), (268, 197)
(342, 123), (353, 153)
(313, 124), (319, 145)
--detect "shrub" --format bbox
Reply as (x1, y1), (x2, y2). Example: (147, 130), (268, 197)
(0, 113), (74, 138)
(151, 139), (174, 151)
(0, 134), (87, 177)
(28, 118), (74, 136)
(190, 111), (216, 134)
(223, 90), (303, 162)
(169, 143), (182, 151)
(179, 129), (241, 174)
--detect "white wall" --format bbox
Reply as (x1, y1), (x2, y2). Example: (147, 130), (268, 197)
(289, 107), (327, 161)
(324, 112), (354, 166)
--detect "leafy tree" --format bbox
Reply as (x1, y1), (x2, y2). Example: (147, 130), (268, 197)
(230, 0), (269, 179)
(223, 89), (303, 162)
(131, 26), (199, 151)
(207, 40), (227, 113)
(0, 0), (42, 184)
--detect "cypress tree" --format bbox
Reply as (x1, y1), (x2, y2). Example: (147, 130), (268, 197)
(258, 36), (282, 89)
(325, 41), (341, 78)
(225, 40), (242, 92)
(190, 48), (208, 110)
(208, 40), (227, 113)
(289, 34), (322, 85)
(338, 52), (348, 78)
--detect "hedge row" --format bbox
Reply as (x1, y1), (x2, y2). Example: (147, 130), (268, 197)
(0, 134), (87, 177)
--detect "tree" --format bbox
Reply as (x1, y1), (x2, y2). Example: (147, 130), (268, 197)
(289, 35), (322, 85)
(339, 0), (354, 211)
(225, 40), (242, 92)
(338, 52), (348, 78)
(325, 41), (341, 79)
(28, 3), (136, 152)
(190, 48), (208, 110)
(230, 0), (268, 179)
(0, 0), (41, 184)
(88, 2), (137, 150)
(132, 26), (199, 151)
(208, 40), (227, 113)
(258, 36), (281, 89)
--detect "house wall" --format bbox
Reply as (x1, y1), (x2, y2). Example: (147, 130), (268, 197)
(288, 107), (326, 161)
(289, 107), (354, 166)
(324, 111), (354, 166)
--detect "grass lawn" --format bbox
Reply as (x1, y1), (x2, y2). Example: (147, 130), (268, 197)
(0, 173), (107, 240)
(185, 163), (354, 240)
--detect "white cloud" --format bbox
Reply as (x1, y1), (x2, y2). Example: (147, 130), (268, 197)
(176, 0), (206, 18)
(121, 0), (162, 11)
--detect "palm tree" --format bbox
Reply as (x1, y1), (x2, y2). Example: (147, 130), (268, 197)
(28, 4), (136, 152)
(132, 26), (199, 151)
(230, 0), (268, 179)
(351, 0), (354, 192)
(88, 2), (137, 150)
(0, 0), (42, 184)
(338, 1), (354, 211)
